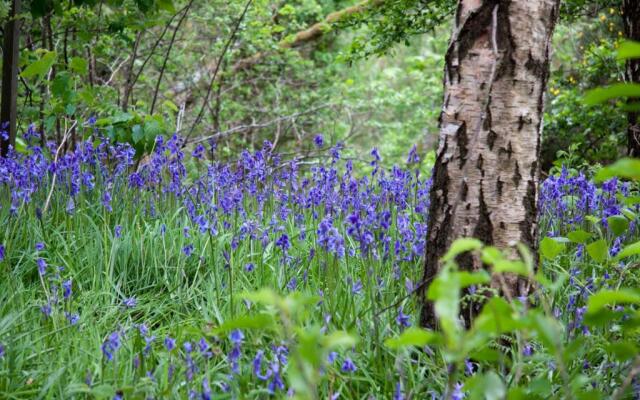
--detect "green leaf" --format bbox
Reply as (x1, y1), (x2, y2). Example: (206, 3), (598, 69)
(323, 331), (358, 349)
(605, 341), (639, 362)
(442, 238), (482, 262)
(615, 240), (640, 260)
(587, 289), (640, 315)
(492, 259), (529, 276)
(157, 0), (175, 12)
(618, 41), (640, 61)
(214, 314), (275, 333)
(162, 100), (179, 113)
(242, 289), (279, 306)
(132, 124), (144, 144)
(540, 236), (565, 260)
(69, 57), (88, 75)
(584, 83), (640, 105)
(384, 327), (440, 349)
(457, 270), (491, 288)
(595, 158), (640, 182)
(586, 239), (608, 263)
(471, 297), (519, 335)
(567, 229), (591, 244)
(21, 51), (57, 79)
(607, 215), (629, 237)
(467, 372), (506, 400)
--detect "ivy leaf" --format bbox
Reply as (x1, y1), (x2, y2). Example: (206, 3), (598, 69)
(586, 239), (608, 263)
(540, 236), (565, 260)
(21, 51), (57, 79)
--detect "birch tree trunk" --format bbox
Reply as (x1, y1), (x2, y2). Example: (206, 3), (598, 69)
(420, 0), (560, 328)
(623, 0), (640, 156)
(0, 0), (21, 157)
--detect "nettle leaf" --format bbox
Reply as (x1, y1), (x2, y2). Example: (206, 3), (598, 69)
(584, 83), (640, 105)
(466, 372), (506, 400)
(442, 238), (482, 262)
(540, 236), (565, 260)
(607, 215), (629, 237)
(615, 240), (640, 260)
(595, 158), (640, 182)
(384, 327), (440, 349)
(21, 51), (57, 79)
(605, 341), (639, 362)
(567, 229), (591, 244)
(586, 239), (608, 263)
(528, 311), (561, 352)
(323, 331), (358, 349)
(492, 259), (530, 276)
(457, 270), (491, 288)
(618, 41), (640, 61)
(471, 297), (519, 335)
(587, 289), (640, 315)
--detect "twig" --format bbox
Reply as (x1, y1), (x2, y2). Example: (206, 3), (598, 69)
(150, 0), (195, 114)
(185, 0), (253, 142)
(42, 120), (77, 214)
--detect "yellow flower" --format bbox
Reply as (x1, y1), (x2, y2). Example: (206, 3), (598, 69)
(609, 7), (616, 14)
(600, 14), (607, 22)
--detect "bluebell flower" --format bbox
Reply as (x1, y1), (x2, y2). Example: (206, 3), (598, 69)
(244, 263), (255, 272)
(35, 242), (45, 251)
(341, 357), (356, 373)
(102, 331), (121, 361)
(0, 244), (4, 261)
(183, 244), (194, 257)
(253, 350), (272, 380)
(114, 225), (122, 238)
(62, 279), (72, 300)
(37, 258), (47, 275)
(313, 134), (324, 148)
(396, 306), (411, 328)
(65, 312), (80, 325)
(0, 343), (5, 358)
(40, 302), (52, 317)
(123, 297), (137, 308)
(164, 336), (176, 352)
(394, 382), (405, 400)
(452, 383), (465, 400)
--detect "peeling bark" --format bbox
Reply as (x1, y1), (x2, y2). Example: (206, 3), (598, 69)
(420, 0), (560, 328)
(623, 0), (640, 156)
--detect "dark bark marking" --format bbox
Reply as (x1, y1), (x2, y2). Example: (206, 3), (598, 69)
(456, 121), (468, 168)
(487, 129), (497, 150)
(513, 161), (522, 187)
(519, 179), (537, 248)
(496, 177), (503, 197)
(473, 182), (494, 244)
